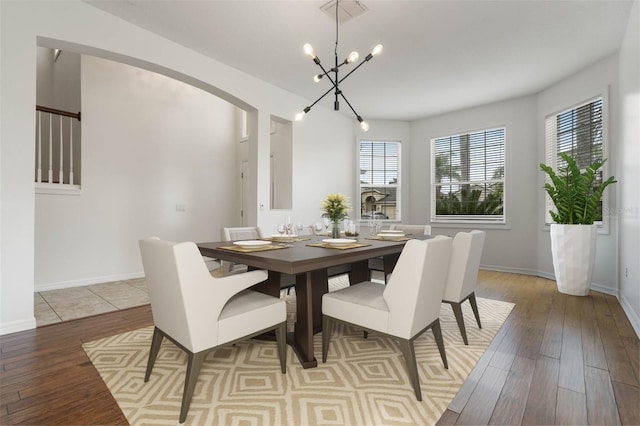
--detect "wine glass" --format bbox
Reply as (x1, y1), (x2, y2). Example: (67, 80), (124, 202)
(314, 222), (323, 240)
(322, 217), (330, 235)
(286, 216), (293, 235)
(277, 224), (286, 236)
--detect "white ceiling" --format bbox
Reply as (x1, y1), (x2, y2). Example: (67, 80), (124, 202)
(86, 0), (633, 122)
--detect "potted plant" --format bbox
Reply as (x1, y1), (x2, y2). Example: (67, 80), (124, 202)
(540, 153), (616, 295)
(322, 193), (351, 239)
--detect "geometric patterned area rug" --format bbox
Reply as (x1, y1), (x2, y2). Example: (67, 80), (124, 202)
(83, 280), (513, 425)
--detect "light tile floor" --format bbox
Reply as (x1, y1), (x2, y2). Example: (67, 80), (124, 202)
(35, 278), (149, 327)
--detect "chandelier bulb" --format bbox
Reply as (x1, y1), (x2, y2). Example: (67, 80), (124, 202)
(295, 112), (305, 121)
(313, 74), (323, 82)
(346, 51), (359, 63)
(303, 43), (316, 59)
(371, 44), (383, 56)
(357, 115), (370, 131)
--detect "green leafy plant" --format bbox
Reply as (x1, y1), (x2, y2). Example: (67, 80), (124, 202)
(540, 153), (616, 224)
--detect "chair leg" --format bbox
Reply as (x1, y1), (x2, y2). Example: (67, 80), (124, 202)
(275, 321), (287, 374)
(322, 315), (332, 363)
(450, 302), (468, 345)
(179, 351), (206, 424)
(469, 292), (482, 329)
(398, 338), (422, 401)
(363, 330), (368, 339)
(432, 319), (448, 369)
(144, 327), (164, 382)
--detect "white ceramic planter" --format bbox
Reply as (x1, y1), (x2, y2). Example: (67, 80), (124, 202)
(550, 224), (597, 296)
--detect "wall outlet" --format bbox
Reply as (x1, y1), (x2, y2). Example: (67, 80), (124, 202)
(176, 204), (187, 212)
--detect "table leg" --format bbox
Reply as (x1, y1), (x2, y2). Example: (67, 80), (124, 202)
(383, 253), (401, 279)
(250, 270), (282, 297)
(289, 269), (328, 369)
(348, 260), (369, 284)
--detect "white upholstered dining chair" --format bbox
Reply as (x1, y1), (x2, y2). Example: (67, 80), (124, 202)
(139, 237), (287, 424)
(222, 226), (299, 293)
(389, 223), (432, 235)
(322, 236), (453, 401)
(368, 224), (431, 282)
(442, 230), (486, 345)
(222, 226), (263, 242)
(220, 226), (263, 275)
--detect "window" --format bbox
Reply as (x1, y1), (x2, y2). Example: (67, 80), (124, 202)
(359, 141), (400, 220)
(544, 96), (606, 225)
(431, 127), (505, 223)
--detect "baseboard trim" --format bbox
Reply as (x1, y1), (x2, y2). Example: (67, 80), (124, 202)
(619, 292), (640, 338)
(479, 264), (544, 277)
(590, 283), (618, 297)
(35, 272), (145, 292)
(480, 265), (618, 295)
(0, 317), (37, 336)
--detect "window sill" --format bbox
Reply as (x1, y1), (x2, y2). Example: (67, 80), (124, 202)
(431, 220), (510, 230)
(35, 183), (81, 196)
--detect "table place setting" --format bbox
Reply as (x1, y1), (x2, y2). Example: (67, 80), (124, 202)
(366, 230), (413, 242)
(262, 234), (311, 243)
(307, 238), (371, 250)
(218, 240), (291, 253)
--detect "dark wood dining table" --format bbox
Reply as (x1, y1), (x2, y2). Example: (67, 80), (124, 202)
(197, 235), (410, 368)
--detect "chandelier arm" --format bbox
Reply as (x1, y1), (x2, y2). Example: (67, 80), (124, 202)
(337, 57), (372, 85)
(338, 91), (362, 121)
(308, 85), (338, 111)
(314, 59), (338, 88)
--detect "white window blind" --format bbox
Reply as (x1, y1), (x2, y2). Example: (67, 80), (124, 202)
(544, 97), (605, 225)
(431, 127), (505, 223)
(359, 141), (400, 221)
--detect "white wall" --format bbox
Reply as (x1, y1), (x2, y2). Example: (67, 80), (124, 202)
(409, 96), (540, 274)
(34, 56), (238, 290)
(0, 0), (354, 334)
(36, 47), (55, 107)
(536, 54), (620, 294)
(286, 110), (354, 232)
(617, 0), (640, 334)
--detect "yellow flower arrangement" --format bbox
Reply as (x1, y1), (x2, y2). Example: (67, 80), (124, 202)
(321, 193), (351, 223)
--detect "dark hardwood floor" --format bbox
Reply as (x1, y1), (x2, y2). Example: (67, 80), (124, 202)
(1, 271), (638, 425)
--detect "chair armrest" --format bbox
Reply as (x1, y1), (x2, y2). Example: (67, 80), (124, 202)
(214, 269), (269, 301)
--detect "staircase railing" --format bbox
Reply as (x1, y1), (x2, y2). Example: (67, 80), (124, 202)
(35, 105), (81, 187)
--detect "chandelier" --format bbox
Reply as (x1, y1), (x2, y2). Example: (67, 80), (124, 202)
(294, 0), (383, 132)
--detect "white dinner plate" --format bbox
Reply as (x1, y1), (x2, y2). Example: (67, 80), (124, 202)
(270, 234), (298, 238)
(378, 233), (405, 238)
(323, 238), (357, 246)
(382, 230), (404, 234)
(233, 240), (272, 247)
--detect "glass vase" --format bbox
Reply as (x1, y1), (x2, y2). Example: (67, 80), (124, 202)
(331, 220), (341, 239)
